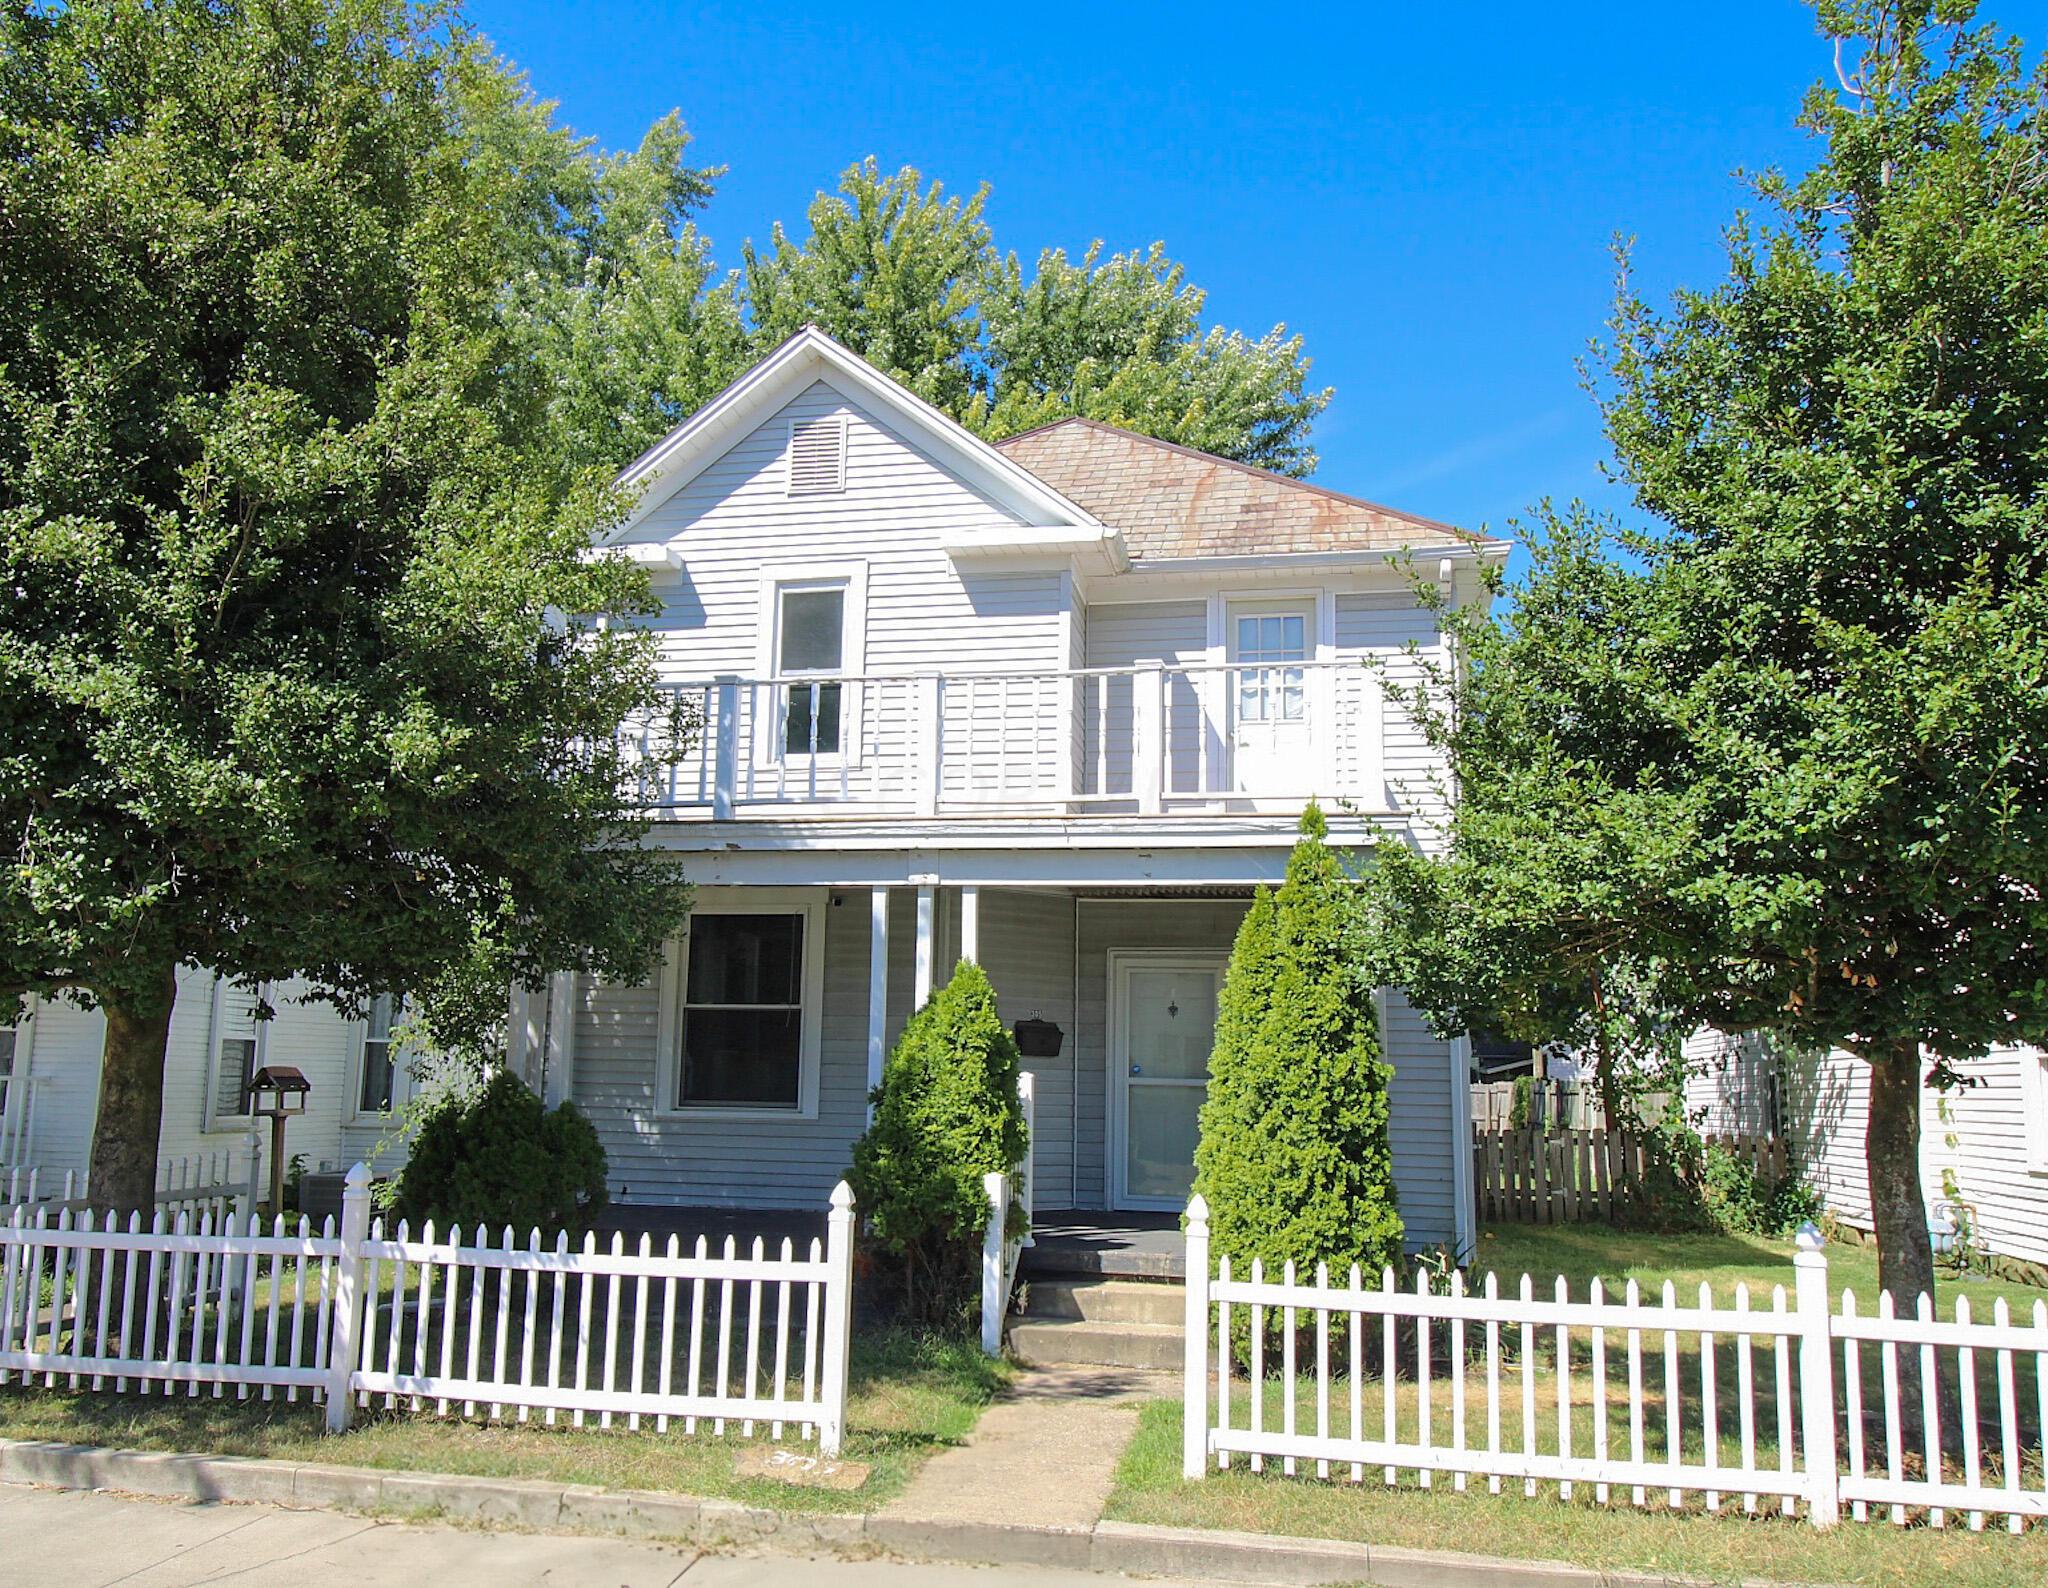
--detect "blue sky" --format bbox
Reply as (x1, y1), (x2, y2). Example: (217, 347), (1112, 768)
(467, 1), (1839, 541)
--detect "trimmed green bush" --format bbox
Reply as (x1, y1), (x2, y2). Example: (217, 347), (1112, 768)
(395, 1069), (608, 1237)
(1194, 803), (1403, 1305)
(850, 959), (1028, 1327)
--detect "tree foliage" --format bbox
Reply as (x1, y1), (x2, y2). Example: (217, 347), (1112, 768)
(0, 0), (692, 1212)
(848, 960), (1028, 1328)
(1195, 806), (1402, 1299)
(640, 158), (1332, 476)
(1373, 0), (2048, 1312)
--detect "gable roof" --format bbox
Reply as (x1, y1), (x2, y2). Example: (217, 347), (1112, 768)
(993, 417), (1478, 561)
(601, 326), (1111, 544)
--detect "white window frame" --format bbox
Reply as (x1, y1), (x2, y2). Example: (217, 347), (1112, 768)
(755, 563), (868, 769)
(2021, 1044), (2048, 1176)
(656, 888), (826, 1121)
(0, 1002), (32, 1147)
(349, 993), (406, 1122)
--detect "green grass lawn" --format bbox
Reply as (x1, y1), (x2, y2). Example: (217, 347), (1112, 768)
(1473, 1225), (2048, 1319)
(0, 1325), (1004, 1513)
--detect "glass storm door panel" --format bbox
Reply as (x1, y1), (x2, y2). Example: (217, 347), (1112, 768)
(1118, 963), (1221, 1208)
(1228, 607), (1311, 795)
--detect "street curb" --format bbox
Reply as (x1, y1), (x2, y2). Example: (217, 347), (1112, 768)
(0, 1436), (1764, 1586)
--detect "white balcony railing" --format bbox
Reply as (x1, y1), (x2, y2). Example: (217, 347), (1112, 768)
(613, 659), (1389, 820)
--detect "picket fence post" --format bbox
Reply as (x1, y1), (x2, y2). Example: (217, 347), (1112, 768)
(1793, 1222), (1840, 1527)
(323, 1163), (372, 1433)
(818, 1179), (855, 1459)
(980, 1170), (1008, 1357)
(1182, 1193), (1211, 1480)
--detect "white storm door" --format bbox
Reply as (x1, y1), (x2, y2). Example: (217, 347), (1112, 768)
(1227, 606), (1311, 795)
(1110, 954), (1224, 1212)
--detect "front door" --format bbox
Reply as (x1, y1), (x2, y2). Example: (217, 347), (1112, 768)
(1227, 605), (1312, 795)
(1110, 954), (1225, 1211)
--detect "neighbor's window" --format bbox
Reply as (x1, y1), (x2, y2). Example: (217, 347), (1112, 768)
(778, 584), (845, 755)
(0, 1020), (16, 1125)
(358, 995), (396, 1114)
(1235, 613), (1306, 723)
(679, 913), (804, 1109)
(215, 1037), (256, 1119)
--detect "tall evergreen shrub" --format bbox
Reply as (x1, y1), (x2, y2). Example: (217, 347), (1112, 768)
(1194, 804), (1403, 1295)
(849, 960), (1028, 1326)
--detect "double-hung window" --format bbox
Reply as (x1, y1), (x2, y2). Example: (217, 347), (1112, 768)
(0, 1016), (18, 1132)
(208, 979), (264, 1123)
(358, 994), (397, 1115)
(679, 913), (805, 1109)
(778, 584), (845, 756)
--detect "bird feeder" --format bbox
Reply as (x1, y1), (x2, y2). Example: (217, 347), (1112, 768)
(247, 1065), (312, 1213)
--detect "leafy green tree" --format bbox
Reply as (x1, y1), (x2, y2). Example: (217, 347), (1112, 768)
(741, 161), (1331, 475)
(1375, 0), (2048, 1313)
(1195, 805), (1402, 1298)
(849, 960), (1028, 1327)
(0, 0), (691, 1216)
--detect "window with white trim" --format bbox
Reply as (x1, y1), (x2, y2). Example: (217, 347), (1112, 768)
(2024, 1045), (2048, 1175)
(776, 582), (846, 756)
(215, 1037), (256, 1119)
(0, 1016), (18, 1127)
(208, 980), (264, 1123)
(358, 994), (397, 1115)
(677, 913), (807, 1109)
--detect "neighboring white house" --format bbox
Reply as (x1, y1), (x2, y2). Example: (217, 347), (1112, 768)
(1, 970), (415, 1199)
(488, 326), (1506, 1256)
(1685, 1028), (2048, 1272)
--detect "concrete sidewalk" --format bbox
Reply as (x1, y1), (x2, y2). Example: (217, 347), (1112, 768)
(0, 1483), (1232, 1588)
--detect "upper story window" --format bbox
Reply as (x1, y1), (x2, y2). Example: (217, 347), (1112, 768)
(776, 582), (846, 755)
(1234, 612), (1307, 723)
(358, 994), (397, 1115)
(786, 416), (847, 496)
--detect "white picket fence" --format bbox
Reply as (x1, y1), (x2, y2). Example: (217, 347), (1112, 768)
(6, 1140), (261, 1223)
(1180, 1197), (2048, 1532)
(1, 1165), (856, 1455)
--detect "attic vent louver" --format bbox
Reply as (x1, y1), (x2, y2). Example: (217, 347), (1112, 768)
(787, 416), (847, 496)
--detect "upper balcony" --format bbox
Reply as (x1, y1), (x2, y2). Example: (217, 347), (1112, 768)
(613, 660), (1401, 823)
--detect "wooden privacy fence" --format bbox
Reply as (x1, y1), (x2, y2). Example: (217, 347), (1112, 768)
(1474, 1128), (1788, 1225)
(1180, 1197), (2048, 1532)
(0, 1164), (857, 1455)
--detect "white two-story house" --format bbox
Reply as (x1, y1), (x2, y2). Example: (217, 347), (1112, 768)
(502, 327), (1507, 1256)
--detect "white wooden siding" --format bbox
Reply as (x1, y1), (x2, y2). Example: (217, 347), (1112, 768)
(979, 890), (1077, 1211)
(1081, 600), (1210, 796)
(1333, 593), (1449, 841)
(622, 381), (1068, 684)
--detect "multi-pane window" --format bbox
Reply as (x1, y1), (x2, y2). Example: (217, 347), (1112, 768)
(0, 1021), (15, 1127)
(1235, 613), (1307, 723)
(358, 994), (396, 1114)
(679, 914), (805, 1109)
(778, 585), (845, 755)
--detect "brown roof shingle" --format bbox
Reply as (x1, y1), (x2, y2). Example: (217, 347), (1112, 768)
(993, 418), (1475, 560)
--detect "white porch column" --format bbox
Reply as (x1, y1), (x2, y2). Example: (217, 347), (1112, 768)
(960, 885), (981, 965)
(867, 887), (890, 1111)
(913, 883), (936, 1008)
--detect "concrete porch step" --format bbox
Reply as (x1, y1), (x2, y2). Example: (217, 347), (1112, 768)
(1021, 1276), (1183, 1326)
(1008, 1317), (1184, 1371)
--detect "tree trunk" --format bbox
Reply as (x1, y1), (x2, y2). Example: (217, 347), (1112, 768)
(1863, 1040), (1936, 1317)
(86, 961), (178, 1220)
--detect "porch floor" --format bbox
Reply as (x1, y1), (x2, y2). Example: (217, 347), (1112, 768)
(1022, 1212), (1183, 1281)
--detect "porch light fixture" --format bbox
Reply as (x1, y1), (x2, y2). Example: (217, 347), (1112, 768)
(247, 1065), (312, 1214)
(1012, 1017), (1064, 1058)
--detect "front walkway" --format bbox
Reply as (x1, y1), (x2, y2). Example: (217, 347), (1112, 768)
(881, 1365), (1172, 1533)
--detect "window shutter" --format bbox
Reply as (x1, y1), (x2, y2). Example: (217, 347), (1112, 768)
(786, 417), (847, 496)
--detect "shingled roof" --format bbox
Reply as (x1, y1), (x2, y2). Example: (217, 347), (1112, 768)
(993, 417), (1475, 560)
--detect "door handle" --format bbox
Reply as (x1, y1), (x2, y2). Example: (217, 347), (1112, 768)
(1129, 1064), (1142, 1076)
